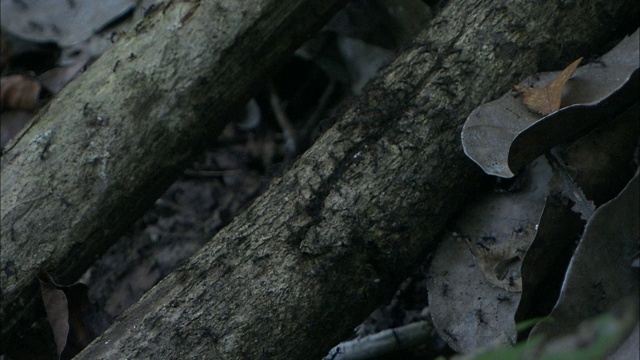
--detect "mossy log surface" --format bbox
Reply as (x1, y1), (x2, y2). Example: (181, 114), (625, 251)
(0, 0), (344, 348)
(1, 0), (637, 358)
(75, 1), (637, 358)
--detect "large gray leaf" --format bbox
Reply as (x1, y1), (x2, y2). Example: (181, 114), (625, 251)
(0, 0), (136, 47)
(550, 102), (639, 207)
(427, 232), (517, 353)
(515, 191), (585, 324)
(462, 29), (639, 178)
(427, 157), (553, 353)
(455, 157), (552, 292)
(508, 69), (638, 175)
(530, 171), (639, 342)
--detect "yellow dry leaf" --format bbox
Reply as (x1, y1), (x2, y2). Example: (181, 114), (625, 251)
(514, 57), (583, 116)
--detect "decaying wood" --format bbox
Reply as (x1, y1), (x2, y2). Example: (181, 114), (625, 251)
(0, 0), (344, 348)
(70, 1), (637, 359)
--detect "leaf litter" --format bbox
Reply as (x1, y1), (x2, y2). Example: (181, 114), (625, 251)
(432, 130), (640, 357)
(0, 0), (136, 47)
(426, 29), (639, 356)
(428, 156), (552, 353)
(2, 1), (638, 359)
(462, 29), (639, 178)
(37, 269), (106, 359)
(4, 1), (436, 358)
(529, 170), (639, 346)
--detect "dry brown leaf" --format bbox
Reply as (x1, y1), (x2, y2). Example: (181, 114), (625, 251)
(462, 28), (638, 179)
(0, 74), (43, 111)
(514, 57), (583, 115)
(37, 270), (95, 359)
(37, 270), (71, 357)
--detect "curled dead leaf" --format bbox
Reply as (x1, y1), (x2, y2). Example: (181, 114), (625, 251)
(508, 72), (638, 174)
(37, 270), (96, 359)
(550, 104), (639, 206)
(462, 29), (639, 178)
(530, 171), (639, 341)
(37, 270), (71, 357)
(515, 190), (585, 324)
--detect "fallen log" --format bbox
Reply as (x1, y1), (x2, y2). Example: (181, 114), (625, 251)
(0, 0), (344, 348)
(70, 1), (637, 358)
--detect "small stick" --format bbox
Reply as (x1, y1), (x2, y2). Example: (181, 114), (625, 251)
(268, 80), (297, 155)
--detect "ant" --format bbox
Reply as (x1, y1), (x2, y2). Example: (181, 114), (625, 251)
(475, 241), (490, 251)
(474, 309), (487, 325)
(441, 283), (449, 297)
(480, 234), (497, 243)
(443, 328), (458, 342)
(507, 274), (519, 289)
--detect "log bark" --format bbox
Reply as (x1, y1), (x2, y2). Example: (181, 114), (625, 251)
(71, 1), (638, 359)
(0, 0), (344, 346)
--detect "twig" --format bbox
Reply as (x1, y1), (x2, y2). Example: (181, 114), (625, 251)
(307, 78), (337, 128)
(300, 78), (337, 148)
(268, 80), (297, 155)
(323, 315), (435, 360)
(547, 149), (595, 220)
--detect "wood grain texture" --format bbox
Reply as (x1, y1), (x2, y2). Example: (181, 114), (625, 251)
(70, 1), (637, 358)
(0, 0), (344, 349)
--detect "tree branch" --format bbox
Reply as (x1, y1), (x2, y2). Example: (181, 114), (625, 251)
(69, 1), (638, 358)
(0, 0), (344, 346)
